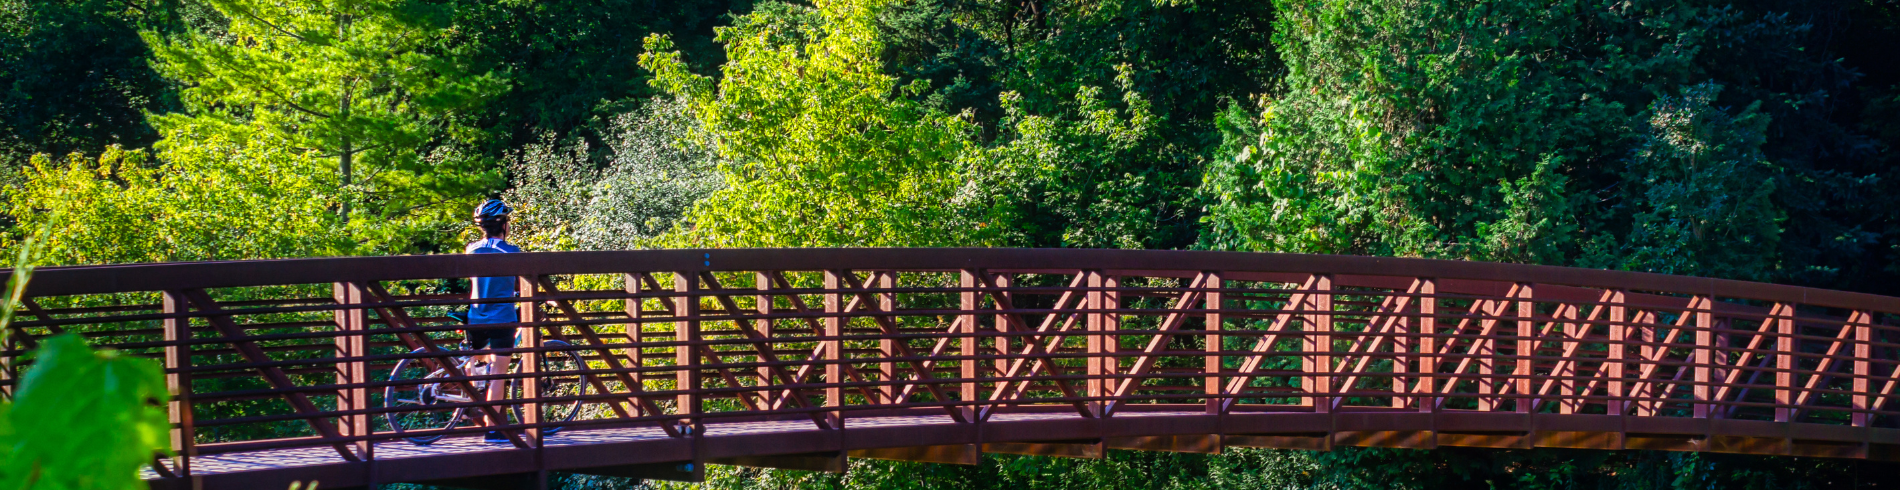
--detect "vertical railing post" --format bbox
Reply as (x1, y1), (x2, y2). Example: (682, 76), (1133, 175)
(674, 273), (701, 434)
(1, 343), (11, 400)
(1306, 275), (1333, 412)
(1417, 279), (1437, 413)
(1713, 316), (1732, 408)
(756, 272), (775, 407)
(332, 282), (371, 459)
(1635, 307), (1657, 416)
(0, 308), (22, 399)
(1205, 271), (1223, 415)
(1694, 297), (1713, 419)
(878, 272), (897, 405)
(1516, 283), (1533, 414)
(1477, 295), (1498, 412)
(519, 276), (544, 445)
(1390, 282), (1413, 409)
(960, 270), (979, 421)
(162, 291), (196, 479)
(1854, 311), (1872, 427)
(625, 274), (646, 386)
(992, 274), (1011, 377)
(1103, 275), (1120, 414)
(1607, 290), (1627, 416)
(823, 271), (845, 429)
(1086, 270), (1104, 417)
(1775, 304), (1794, 422)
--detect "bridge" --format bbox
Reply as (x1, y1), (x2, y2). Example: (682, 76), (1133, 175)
(7, 249), (1900, 489)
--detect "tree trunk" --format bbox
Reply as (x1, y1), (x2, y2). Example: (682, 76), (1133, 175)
(337, 11), (354, 224)
(339, 84), (353, 224)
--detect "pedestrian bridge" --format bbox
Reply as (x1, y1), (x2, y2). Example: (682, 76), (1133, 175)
(8, 249), (1900, 489)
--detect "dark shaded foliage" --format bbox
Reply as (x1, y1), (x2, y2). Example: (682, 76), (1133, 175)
(429, 0), (755, 161)
(0, 0), (204, 168)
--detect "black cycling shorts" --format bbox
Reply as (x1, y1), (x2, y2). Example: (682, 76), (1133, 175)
(466, 327), (518, 350)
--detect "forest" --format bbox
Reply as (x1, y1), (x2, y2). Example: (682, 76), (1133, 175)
(4, 0), (1900, 487)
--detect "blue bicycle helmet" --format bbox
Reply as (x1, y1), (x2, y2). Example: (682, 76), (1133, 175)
(473, 199), (511, 224)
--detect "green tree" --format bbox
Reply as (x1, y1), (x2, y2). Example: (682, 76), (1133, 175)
(1185, 0), (1895, 486)
(430, 0), (755, 156)
(1198, 0), (1871, 283)
(8, 145), (351, 265)
(0, 0), (186, 169)
(640, 0), (983, 248)
(968, 75), (1191, 249)
(643, 449), (1318, 490)
(876, 0), (1278, 250)
(143, 0), (504, 254)
(502, 96), (723, 251)
(1581, 83), (1782, 278)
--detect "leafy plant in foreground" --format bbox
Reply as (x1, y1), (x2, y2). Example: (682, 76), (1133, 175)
(0, 234), (170, 489)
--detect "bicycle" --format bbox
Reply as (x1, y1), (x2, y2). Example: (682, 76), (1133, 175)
(383, 314), (594, 445)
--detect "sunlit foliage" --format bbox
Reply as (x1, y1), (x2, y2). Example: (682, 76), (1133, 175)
(141, 0), (506, 255)
(641, 0), (985, 248)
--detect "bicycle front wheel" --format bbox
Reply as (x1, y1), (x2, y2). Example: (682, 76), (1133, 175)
(384, 348), (470, 445)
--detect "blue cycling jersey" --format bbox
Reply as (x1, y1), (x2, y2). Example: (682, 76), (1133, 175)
(465, 238), (523, 325)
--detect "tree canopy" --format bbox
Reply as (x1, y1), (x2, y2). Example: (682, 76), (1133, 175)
(4, 0), (1900, 486)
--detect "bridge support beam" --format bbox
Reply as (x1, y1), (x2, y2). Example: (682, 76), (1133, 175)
(1867, 443), (1900, 461)
(1437, 432), (1531, 449)
(1107, 434), (1221, 454)
(569, 461), (704, 483)
(708, 451), (847, 474)
(1334, 431), (1435, 449)
(1624, 433), (1699, 452)
(850, 445), (980, 465)
(1531, 431), (1622, 450)
(982, 440), (1104, 459)
(1790, 439), (1866, 459)
(1225, 433), (1331, 451)
(1705, 435), (1788, 455)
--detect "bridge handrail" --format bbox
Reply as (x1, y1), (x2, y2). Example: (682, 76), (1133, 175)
(13, 249), (1896, 311)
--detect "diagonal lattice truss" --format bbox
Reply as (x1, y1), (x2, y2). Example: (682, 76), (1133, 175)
(4, 249), (1900, 479)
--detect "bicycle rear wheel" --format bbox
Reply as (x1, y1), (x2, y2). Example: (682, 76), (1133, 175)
(510, 339), (593, 435)
(384, 348), (471, 445)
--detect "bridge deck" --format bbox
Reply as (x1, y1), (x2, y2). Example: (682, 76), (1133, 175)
(146, 409), (1900, 489)
(150, 411), (1209, 488)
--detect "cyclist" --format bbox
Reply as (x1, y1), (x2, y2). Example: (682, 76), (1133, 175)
(466, 198), (524, 443)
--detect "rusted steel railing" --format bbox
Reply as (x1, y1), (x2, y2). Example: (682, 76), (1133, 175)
(6, 249), (1900, 487)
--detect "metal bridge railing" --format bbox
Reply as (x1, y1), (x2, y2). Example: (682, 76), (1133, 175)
(5, 248), (1900, 481)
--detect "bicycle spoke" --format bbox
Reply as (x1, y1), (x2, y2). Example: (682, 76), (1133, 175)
(384, 348), (470, 444)
(508, 340), (592, 435)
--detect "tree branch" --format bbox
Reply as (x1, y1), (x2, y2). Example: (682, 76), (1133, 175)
(220, 66), (334, 119)
(232, 6), (308, 42)
(316, 141), (394, 159)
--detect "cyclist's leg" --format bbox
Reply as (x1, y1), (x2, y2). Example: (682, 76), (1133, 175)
(468, 327), (516, 425)
(485, 327), (530, 419)
(483, 352), (512, 406)
(494, 326), (529, 402)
